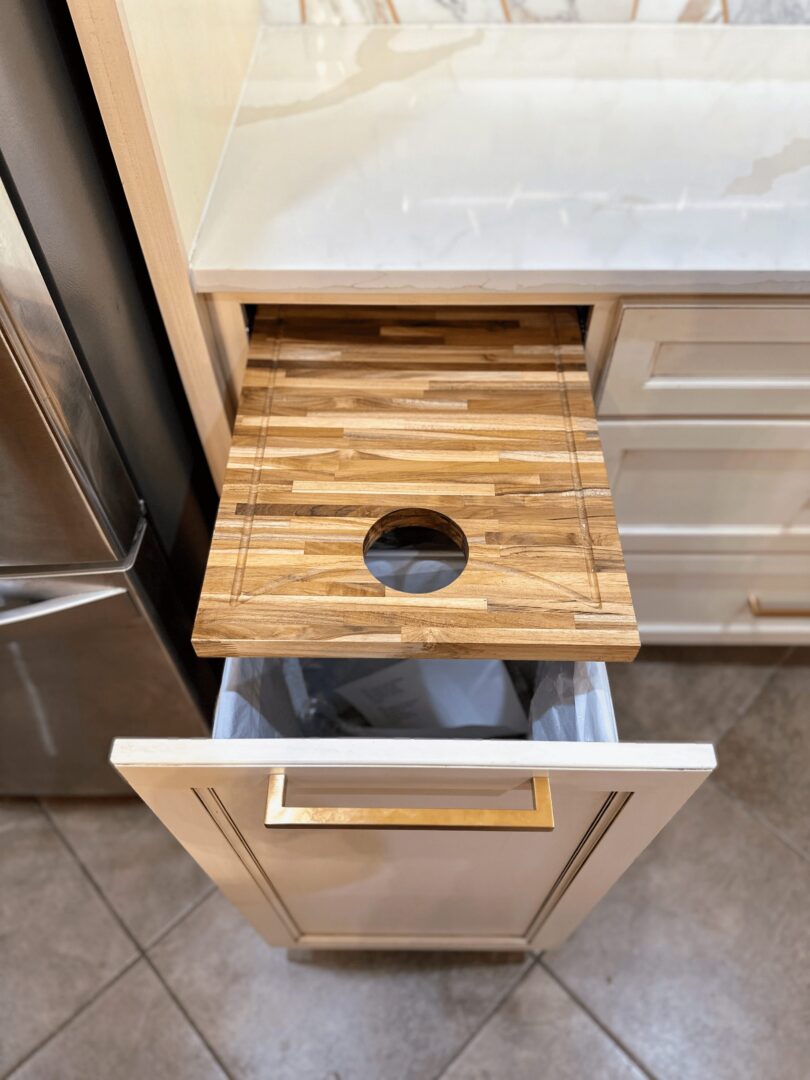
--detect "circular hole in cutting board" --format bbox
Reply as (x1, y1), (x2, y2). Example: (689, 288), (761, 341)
(363, 509), (469, 594)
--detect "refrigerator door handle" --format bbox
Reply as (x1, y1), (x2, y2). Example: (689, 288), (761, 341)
(0, 587), (126, 639)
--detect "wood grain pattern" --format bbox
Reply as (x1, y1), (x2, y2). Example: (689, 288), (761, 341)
(193, 307), (639, 660)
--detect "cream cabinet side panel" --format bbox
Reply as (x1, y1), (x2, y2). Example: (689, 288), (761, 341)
(120, 0), (261, 254)
(67, 0), (254, 487)
(584, 300), (620, 390)
(203, 297), (249, 412)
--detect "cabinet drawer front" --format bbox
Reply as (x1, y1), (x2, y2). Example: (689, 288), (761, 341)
(112, 737), (712, 952)
(627, 551), (810, 644)
(600, 420), (810, 552)
(599, 302), (810, 417)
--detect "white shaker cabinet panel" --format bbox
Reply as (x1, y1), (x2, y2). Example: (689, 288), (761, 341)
(598, 301), (810, 417)
(626, 551), (810, 644)
(112, 737), (712, 952)
(599, 420), (810, 552)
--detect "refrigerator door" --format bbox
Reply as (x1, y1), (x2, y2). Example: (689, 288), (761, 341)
(0, 324), (117, 566)
(0, 175), (141, 568)
(0, 522), (210, 796)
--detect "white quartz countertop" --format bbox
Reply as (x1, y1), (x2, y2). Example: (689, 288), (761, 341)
(191, 25), (810, 297)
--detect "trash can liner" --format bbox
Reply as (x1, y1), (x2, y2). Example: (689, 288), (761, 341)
(213, 657), (304, 739)
(528, 660), (617, 742)
(214, 657), (617, 743)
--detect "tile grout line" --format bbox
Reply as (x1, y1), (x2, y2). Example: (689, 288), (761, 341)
(1, 799), (140, 1075)
(539, 959), (658, 1080)
(710, 645), (810, 866)
(710, 779), (810, 867)
(36, 801), (235, 1080)
(728, 645), (795, 725)
(143, 883), (218, 952)
(141, 950), (235, 1080)
(431, 955), (540, 1080)
(36, 799), (214, 952)
(2, 954), (142, 1080)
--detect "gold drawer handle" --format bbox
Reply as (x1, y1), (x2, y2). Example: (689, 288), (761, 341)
(748, 595), (810, 618)
(265, 773), (554, 832)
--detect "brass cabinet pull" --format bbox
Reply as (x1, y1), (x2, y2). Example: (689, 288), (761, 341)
(265, 773), (554, 831)
(748, 595), (810, 618)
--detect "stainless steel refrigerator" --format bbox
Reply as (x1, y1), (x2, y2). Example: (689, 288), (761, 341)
(0, 1), (221, 794)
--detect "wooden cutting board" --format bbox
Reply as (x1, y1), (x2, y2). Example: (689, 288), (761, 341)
(193, 307), (639, 661)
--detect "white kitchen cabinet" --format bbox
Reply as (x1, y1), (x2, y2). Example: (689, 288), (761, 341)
(599, 419), (810, 553)
(112, 688), (713, 952)
(598, 301), (810, 418)
(624, 551), (810, 643)
(594, 304), (810, 642)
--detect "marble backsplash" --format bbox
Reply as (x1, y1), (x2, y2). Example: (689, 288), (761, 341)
(264, 0), (810, 24)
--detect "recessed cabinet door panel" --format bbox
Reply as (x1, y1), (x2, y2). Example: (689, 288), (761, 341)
(598, 301), (810, 417)
(626, 551), (810, 644)
(112, 739), (714, 951)
(600, 420), (810, 552)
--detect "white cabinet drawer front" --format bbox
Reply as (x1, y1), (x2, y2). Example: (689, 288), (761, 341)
(112, 738), (712, 952)
(600, 420), (810, 552)
(599, 303), (810, 417)
(627, 551), (810, 644)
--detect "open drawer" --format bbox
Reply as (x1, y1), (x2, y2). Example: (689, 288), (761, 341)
(112, 659), (714, 952)
(192, 307), (639, 662)
(115, 309), (683, 953)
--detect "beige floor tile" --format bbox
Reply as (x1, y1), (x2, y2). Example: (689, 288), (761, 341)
(442, 964), (644, 1079)
(715, 652), (810, 859)
(545, 783), (810, 1080)
(0, 800), (137, 1075)
(150, 892), (530, 1080)
(44, 797), (213, 947)
(608, 645), (787, 743)
(10, 961), (226, 1080)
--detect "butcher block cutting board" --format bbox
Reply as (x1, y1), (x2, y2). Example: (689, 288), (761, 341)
(192, 306), (638, 661)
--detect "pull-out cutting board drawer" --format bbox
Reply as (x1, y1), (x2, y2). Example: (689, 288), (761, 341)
(192, 307), (638, 662)
(598, 300), (810, 417)
(112, 661), (713, 953)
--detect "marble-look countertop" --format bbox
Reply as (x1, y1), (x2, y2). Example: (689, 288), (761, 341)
(191, 25), (810, 297)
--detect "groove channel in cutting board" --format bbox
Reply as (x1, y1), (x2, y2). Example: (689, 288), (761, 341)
(192, 306), (639, 661)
